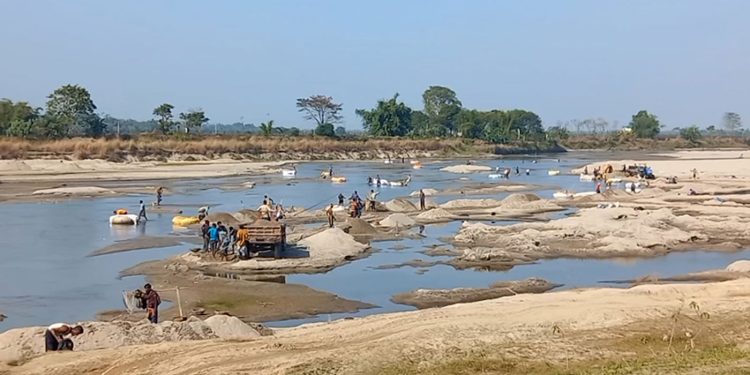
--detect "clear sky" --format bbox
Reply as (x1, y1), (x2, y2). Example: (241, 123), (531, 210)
(1, 0), (748, 129)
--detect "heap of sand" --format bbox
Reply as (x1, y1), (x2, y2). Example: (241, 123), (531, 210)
(31, 186), (115, 196)
(0, 316), (260, 365)
(452, 206), (750, 269)
(379, 213), (417, 228)
(440, 198), (504, 209)
(384, 198), (418, 212)
(415, 208), (455, 222)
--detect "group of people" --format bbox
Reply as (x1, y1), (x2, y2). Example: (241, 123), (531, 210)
(258, 195), (285, 221)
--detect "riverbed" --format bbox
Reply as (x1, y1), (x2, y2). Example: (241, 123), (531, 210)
(0, 153), (746, 331)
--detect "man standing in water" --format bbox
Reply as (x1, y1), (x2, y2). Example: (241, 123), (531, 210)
(156, 187), (163, 206)
(45, 323), (83, 352)
(137, 200), (148, 223)
(419, 189), (426, 211)
(143, 283), (161, 324)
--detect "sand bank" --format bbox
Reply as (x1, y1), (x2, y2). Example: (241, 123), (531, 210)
(391, 278), (559, 308)
(439, 164), (492, 173)
(11, 278), (750, 374)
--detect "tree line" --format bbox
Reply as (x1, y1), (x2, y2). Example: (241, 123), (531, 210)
(1, 84), (745, 143)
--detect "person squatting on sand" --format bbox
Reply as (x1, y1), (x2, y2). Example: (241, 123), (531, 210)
(44, 323), (83, 352)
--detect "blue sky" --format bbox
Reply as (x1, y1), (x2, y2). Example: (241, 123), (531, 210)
(1, 0), (748, 129)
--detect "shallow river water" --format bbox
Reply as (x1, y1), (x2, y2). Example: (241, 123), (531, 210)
(1, 154), (747, 331)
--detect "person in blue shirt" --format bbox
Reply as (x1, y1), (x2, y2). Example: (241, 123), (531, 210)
(208, 223), (219, 251)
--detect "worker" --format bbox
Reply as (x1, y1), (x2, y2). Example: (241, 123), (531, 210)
(525, 169), (530, 176)
(201, 220), (210, 252)
(630, 182), (637, 193)
(236, 225), (250, 258)
(515, 166), (520, 175)
(328, 165), (333, 178)
(367, 176), (373, 185)
(419, 189), (426, 211)
(198, 206), (209, 221)
(350, 191), (360, 202)
(583, 166), (588, 175)
(691, 168), (698, 179)
(376, 175), (381, 187)
(367, 190), (379, 211)
(274, 204), (285, 221)
(264, 195), (274, 208)
(349, 199), (358, 218)
(326, 204), (336, 228)
(45, 323), (83, 352)
(338, 193), (345, 206)
(258, 200), (272, 220)
(137, 200), (147, 223)
(595, 182), (602, 194)
(156, 187), (163, 206)
(503, 168), (511, 179)
(142, 283), (161, 324)
(208, 223), (219, 251)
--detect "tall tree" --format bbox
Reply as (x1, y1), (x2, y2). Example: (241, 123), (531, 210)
(0, 99), (39, 135)
(179, 110), (209, 133)
(410, 111), (430, 137)
(422, 86), (462, 136)
(722, 112), (742, 133)
(680, 126), (702, 145)
(296, 95), (343, 127)
(259, 120), (275, 136)
(629, 110), (660, 138)
(153, 103), (175, 135)
(46, 84), (101, 137)
(356, 94), (413, 136)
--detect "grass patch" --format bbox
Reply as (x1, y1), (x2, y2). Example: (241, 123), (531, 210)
(370, 345), (747, 375)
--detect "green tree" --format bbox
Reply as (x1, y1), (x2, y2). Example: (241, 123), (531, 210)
(410, 111), (430, 137)
(0, 99), (39, 135)
(153, 103), (175, 135)
(680, 126), (702, 144)
(629, 110), (660, 138)
(259, 120), (275, 136)
(422, 86), (462, 136)
(506, 109), (544, 141)
(46, 84), (101, 137)
(314, 123), (335, 137)
(334, 126), (347, 137)
(356, 94), (413, 137)
(722, 112), (742, 133)
(179, 110), (209, 133)
(296, 95), (343, 127)
(289, 127), (301, 136)
(456, 109), (487, 139)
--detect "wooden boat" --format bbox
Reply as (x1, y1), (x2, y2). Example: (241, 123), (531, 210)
(110, 214), (138, 225)
(331, 176), (347, 183)
(281, 169), (296, 177)
(548, 170), (561, 176)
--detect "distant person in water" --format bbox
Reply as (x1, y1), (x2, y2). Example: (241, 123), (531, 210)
(419, 189), (426, 211)
(326, 204), (336, 227)
(155, 187), (163, 206)
(137, 200), (147, 223)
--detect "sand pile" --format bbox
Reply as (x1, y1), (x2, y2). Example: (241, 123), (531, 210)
(0, 317), (260, 364)
(204, 315), (261, 340)
(205, 212), (241, 226)
(229, 228), (370, 274)
(440, 165), (492, 174)
(726, 260), (750, 273)
(481, 193), (562, 213)
(416, 208), (454, 221)
(440, 199), (504, 209)
(379, 213), (417, 228)
(453, 207), (750, 268)
(499, 193), (541, 206)
(31, 186), (115, 196)
(392, 278), (558, 309)
(345, 218), (381, 236)
(384, 198), (418, 212)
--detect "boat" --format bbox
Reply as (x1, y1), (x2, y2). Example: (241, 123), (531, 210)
(331, 176), (347, 183)
(110, 214), (138, 225)
(409, 160), (420, 165)
(281, 169), (296, 177)
(412, 163), (423, 169)
(488, 174), (503, 179)
(553, 191), (573, 199)
(388, 176), (412, 187)
(548, 170), (561, 176)
(579, 174), (595, 181)
(172, 215), (200, 227)
(383, 159), (393, 164)
(572, 191), (597, 198)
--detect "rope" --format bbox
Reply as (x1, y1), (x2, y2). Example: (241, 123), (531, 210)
(303, 193), (340, 212)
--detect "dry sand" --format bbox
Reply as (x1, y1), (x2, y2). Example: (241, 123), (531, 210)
(378, 213), (417, 228)
(10, 278), (750, 374)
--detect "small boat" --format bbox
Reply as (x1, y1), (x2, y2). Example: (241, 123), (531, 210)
(412, 163), (423, 169)
(410, 160), (420, 165)
(488, 174), (503, 179)
(281, 169), (296, 177)
(573, 191), (597, 198)
(548, 170), (561, 176)
(331, 176), (347, 183)
(579, 174), (595, 181)
(110, 214), (138, 225)
(320, 171), (331, 178)
(383, 159), (393, 164)
(553, 191), (573, 199)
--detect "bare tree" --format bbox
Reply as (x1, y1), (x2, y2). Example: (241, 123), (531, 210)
(296, 95), (343, 126)
(722, 112), (742, 133)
